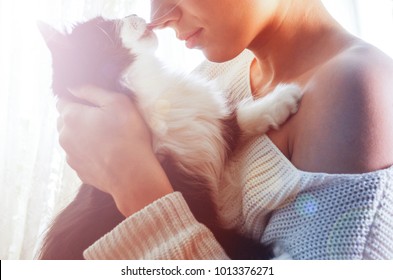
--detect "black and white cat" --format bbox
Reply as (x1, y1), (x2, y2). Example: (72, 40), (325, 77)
(38, 15), (302, 260)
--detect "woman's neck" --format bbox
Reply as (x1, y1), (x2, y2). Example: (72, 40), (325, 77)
(248, 0), (355, 92)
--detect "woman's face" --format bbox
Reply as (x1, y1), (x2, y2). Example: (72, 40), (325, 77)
(150, 0), (280, 62)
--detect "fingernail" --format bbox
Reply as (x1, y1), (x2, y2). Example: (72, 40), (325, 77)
(67, 87), (77, 96)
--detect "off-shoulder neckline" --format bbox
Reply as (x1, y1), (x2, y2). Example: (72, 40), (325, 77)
(239, 50), (393, 178)
(261, 134), (393, 179)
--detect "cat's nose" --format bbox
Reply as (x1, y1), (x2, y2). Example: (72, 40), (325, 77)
(125, 15), (148, 32)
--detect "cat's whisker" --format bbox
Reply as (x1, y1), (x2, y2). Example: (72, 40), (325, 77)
(97, 24), (116, 47)
(38, 14), (278, 260)
(115, 21), (123, 38)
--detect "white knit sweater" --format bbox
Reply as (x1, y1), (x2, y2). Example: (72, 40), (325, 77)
(84, 51), (393, 260)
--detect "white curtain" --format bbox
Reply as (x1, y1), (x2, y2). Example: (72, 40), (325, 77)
(0, 0), (154, 260)
(322, 0), (393, 58)
(1, 0), (392, 260)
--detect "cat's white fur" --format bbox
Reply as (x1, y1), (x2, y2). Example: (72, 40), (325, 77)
(119, 16), (302, 228)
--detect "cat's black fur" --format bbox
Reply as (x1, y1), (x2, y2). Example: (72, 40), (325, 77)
(38, 17), (273, 260)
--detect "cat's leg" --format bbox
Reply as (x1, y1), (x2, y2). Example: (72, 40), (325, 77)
(236, 84), (303, 136)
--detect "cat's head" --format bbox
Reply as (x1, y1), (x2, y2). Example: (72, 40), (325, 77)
(38, 16), (157, 99)
(120, 15), (158, 54)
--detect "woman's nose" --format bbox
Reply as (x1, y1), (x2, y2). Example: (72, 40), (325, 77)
(149, 1), (181, 29)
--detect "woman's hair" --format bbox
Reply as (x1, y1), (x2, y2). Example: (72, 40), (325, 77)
(39, 169), (274, 259)
(38, 184), (125, 259)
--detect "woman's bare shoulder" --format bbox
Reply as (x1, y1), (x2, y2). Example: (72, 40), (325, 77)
(291, 42), (393, 173)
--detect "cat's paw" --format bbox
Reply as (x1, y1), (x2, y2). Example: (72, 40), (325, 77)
(237, 83), (303, 136)
(268, 83), (303, 128)
(274, 83), (303, 114)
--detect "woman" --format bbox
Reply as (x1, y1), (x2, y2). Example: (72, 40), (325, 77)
(57, 0), (393, 259)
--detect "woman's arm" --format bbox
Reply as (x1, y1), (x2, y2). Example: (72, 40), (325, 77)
(56, 85), (230, 259)
(56, 85), (173, 217)
(83, 192), (229, 259)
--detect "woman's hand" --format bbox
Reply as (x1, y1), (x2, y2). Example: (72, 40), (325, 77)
(56, 86), (173, 217)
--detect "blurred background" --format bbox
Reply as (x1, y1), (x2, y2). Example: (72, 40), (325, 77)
(1, 0), (392, 259)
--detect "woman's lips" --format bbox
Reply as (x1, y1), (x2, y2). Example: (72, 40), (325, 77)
(179, 29), (203, 49)
(146, 24), (203, 49)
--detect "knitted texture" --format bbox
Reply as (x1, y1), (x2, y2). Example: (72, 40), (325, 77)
(84, 192), (228, 259)
(255, 137), (393, 259)
(261, 165), (393, 259)
(235, 136), (302, 240)
(84, 50), (393, 260)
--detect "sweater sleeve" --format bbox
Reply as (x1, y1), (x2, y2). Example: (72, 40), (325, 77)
(83, 52), (254, 260)
(83, 192), (229, 260)
(261, 165), (393, 260)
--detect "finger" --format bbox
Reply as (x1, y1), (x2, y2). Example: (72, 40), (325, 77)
(56, 98), (69, 113)
(56, 97), (89, 115)
(59, 130), (86, 166)
(58, 97), (97, 128)
(68, 85), (123, 108)
(65, 154), (94, 187)
(65, 153), (81, 170)
(58, 126), (73, 152)
(56, 116), (63, 133)
(61, 103), (83, 127)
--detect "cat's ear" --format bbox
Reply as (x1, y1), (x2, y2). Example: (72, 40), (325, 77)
(37, 21), (68, 52)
